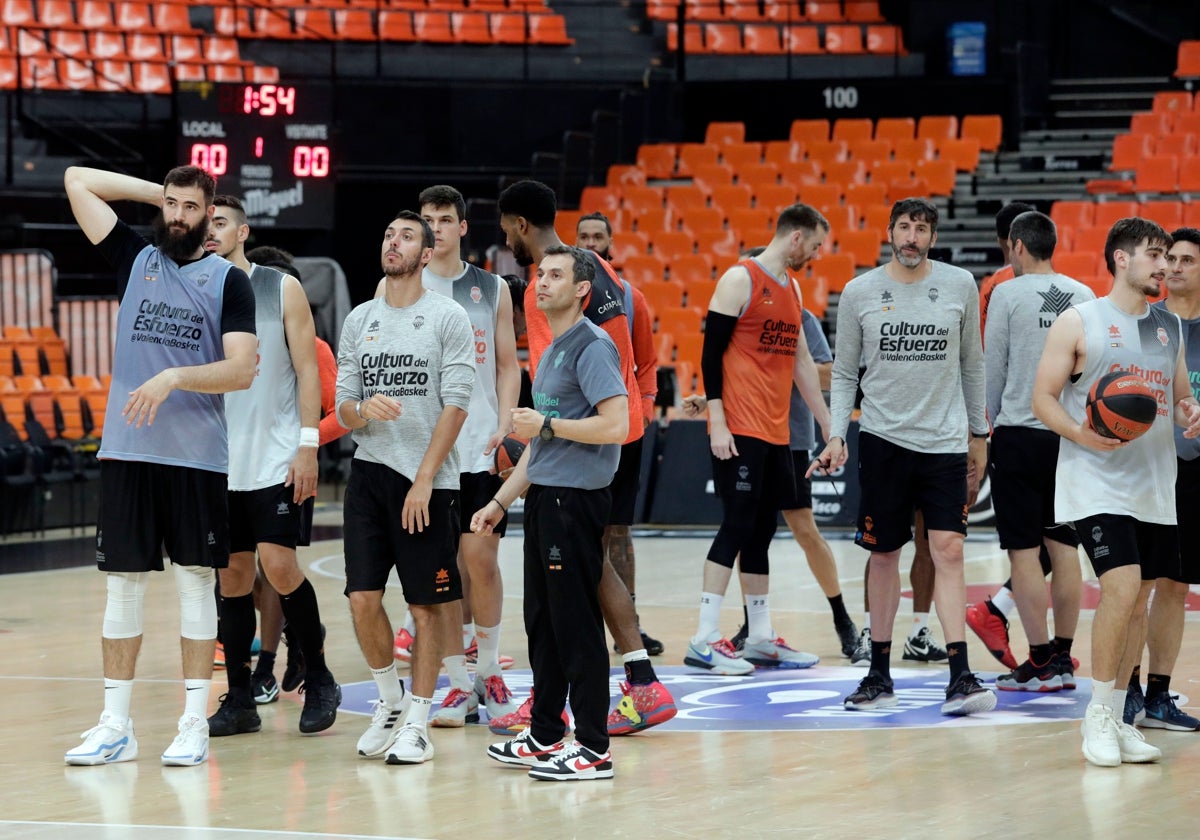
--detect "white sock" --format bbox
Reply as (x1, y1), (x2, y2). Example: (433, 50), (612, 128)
(402, 611), (416, 635)
(443, 654), (472, 691)
(863, 612), (871, 632)
(746, 595), (772, 643)
(371, 663), (406, 707)
(475, 622), (502, 673)
(693, 592), (724, 645)
(1090, 678), (1116, 710)
(911, 612), (929, 634)
(104, 678), (133, 721)
(1112, 689), (1128, 717)
(462, 623), (475, 650)
(183, 679), (210, 720)
(405, 696), (433, 728)
(622, 649), (649, 664)
(992, 588), (1016, 617)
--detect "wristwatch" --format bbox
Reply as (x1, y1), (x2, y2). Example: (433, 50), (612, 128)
(539, 414), (555, 442)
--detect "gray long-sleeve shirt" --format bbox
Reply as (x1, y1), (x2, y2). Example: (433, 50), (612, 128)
(335, 291), (475, 489)
(830, 260), (987, 453)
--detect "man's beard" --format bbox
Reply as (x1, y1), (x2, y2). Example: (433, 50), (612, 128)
(382, 251), (422, 278)
(511, 239), (534, 267)
(153, 214), (208, 262)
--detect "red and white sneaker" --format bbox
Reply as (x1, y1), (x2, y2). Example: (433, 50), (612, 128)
(607, 680), (678, 736)
(464, 637), (515, 670)
(393, 628), (413, 663)
(528, 740), (613, 781)
(486, 728), (564, 767)
(487, 689), (571, 736)
(965, 600), (1017, 670)
(431, 687), (480, 727)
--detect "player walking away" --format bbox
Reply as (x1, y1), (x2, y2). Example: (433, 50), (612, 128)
(338, 211), (475, 766)
(815, 197), (995, 717)
(984, 210), (1091, 694)
(475, 245), (628, 781)
(201, 196), (341, 737)
(62, 165), (257, 766)
(1033, 218), (1200, 767)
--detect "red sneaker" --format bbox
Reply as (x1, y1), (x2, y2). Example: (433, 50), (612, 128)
(965, 600), (1017, 670)
(607, 680), (678, 736)
(487, 689), (570, 736)
(393, 628), (413, 663)
(213, 641), (226, 669)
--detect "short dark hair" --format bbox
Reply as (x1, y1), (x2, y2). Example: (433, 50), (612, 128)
(889, 197), (939, 233)
(164, 165), (216, 204)
(498, 180), (557, 228)
(245, 245), (300, 280)
(1009, 211), (1057, 262)
(542, 244), (595, 285)
(502, 273), (526, 313)
(418, 185), (466, 223)
(1104, 217), (1171, 276)
(775, 203), (829, 237)
(996, 201), (1036, 239)
(577, 212), (612, 235)
(740, 245), (767, 259)
(393, 209), (435, 251)
(212, 194), (246, 226)
(1169, 227), (1200, 250)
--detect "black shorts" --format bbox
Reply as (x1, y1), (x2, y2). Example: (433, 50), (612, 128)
(95, 460), (228, 572)
(228, 483), (314, 553)
(855, 431), (967, 554)
(460, 470), (506, 537)
(607, 437), (643, 527)
(711, 434), (795, 508)
(989, 426), (1078, 551)
(1074, 513), (1180, 581)
(1175, 457), (1200, 584)
(778, 449), (813, 511)
(342, 459), (463, 604)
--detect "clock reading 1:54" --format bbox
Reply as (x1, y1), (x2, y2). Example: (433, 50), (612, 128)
(243, 85), (296, 117)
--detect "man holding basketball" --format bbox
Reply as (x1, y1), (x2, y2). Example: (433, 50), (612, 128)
(1033, 217), (1200, 767)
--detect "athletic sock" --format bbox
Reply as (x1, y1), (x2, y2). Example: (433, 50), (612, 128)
(828, 594), (852, 626)
(462, 623), (474, 651)
(1030, 643), (1053, 667)
(405, 696), (433, 728)
(869, 640), (892, 681)
(371, 663), (406, 708)
(254, 649), (277, 677)
(103, 678), (133, 721)
(1113, 689), (1128, 716)
(1146, 673), (1171, 700)
(475, 622), (502, 672)
(693, 592), (724, 645)
(219, 593), (256, 691)
(1053, 636), (1074, 657)
(745, 595), (772, 643)
(623, 650), (656, 685)
(946, 642), (969, 684)
(911, 611), (929, 635)
(184, 678), (210, 718)
(1090, 678), (1116, 710)
(279, 579), (327, 678)
(991, 588), (1016, 617)
(442, 654), (472, 692)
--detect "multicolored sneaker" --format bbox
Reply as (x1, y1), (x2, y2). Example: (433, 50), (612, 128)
(1124, 681), (1146, 725)
(741, 636), (819, 669)
(486, 689), (570, 737)
(393, 628), (414, 663)
(965, 599), (1017, 670)
(684, 637), (754, 675)
(65, 713), (138, 765)
(941, 671), (997, 716)
(487, 727), (563, 767)
(475, 672), (518, 721)
(432, 687), (480, 727)
(528, 740), (613, 781)
(902, 627), (948, 662)
(1141, 693), (1200, 731)
(607, 681), (678, 735)
(464, 637), (515, 670)
(844, 672), (897, 710)
(251, 670), (280, 705)
(996, 658), (1063, 693)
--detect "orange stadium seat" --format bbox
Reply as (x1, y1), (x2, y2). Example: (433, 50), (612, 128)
(844, 181), (887, 208)
(812, 253), (856, 293)
(781, 159), (823, 187)
(710, 183), (754, 214)
(633, 206), (672, 234)
(705, 23), (743, 54)
(738, 162), (782, 187)
(1, 0), (35, 26)
(679, 207), (725, 237)
(1184, 202), (1200, 227)
(693, 226), (741, 261)
(722, 142), (764, 171)
(529, 13), (573, 45)
(1053, 252), (1100, 280)
(1139, 200), (1184, 229)
(825, 24), (864, 54)
(866, 25), (905, 55)
(783, 25), (822, 54)
(1072, 226), (1109, 254)
(1153, 91), (1193, 114)
(1130, 111), (1173, 137)
(652, 231), (696, 261)
(155, 3), (201, 34)
(116, 2), (152, 31)
(673, 334), (705, 369)
(673, 253), (716, 285)
(823, 159), (867, 188)
(848, 138), (892, 164)
(743, 24), (784, 55)
(608, 231), (650, 268)
(797, 182), (840, 210)
(607, 165), (645, 189)
(755, 182), (800, 213)
(1157, 134), (1196, 158)
(961, 114), (1003, 152)
(1051, 201), (1095, 231)
(623, 185), (666, 214)
(870, 160), (912, 186)
(379, 11), (418, 40)
(917, 159), (956, 195)
(691, 163), (735, 192)
(844, 1), (885, 22)
(1178, 157), (1200, 192)
(451, 12), (493, 44)
(637, 144), (677, 179)
(727, 0), (767, 22)
(622, 255), (668, 286)
(677, 143), (720, 177)
(728, 208), (772, 244)
(78, 0), (114, 29)
(580, 186), (621, 215)
(1135, 155), (1178, 193)
(875, 117), (915, 143)
(638, 281), (686, 313)
(938, 137), (981, 172)
(133, 61), (171, 94)
(1176, 41), (1200, 78)
(665, 184), (708, 212)
(837, 228), (883, 267)
(805, 1), (843, 23)
(917, 115), (959, 143)
(413, 12), (456, 43)
(128, 33), (164, 61)
(657, 306), (705, 339)
(861, 204), (893, 239)
(764, 140), (804, 167)
(805, 139), (849, 167)
(492, 13), (529, 44)
(832, 118), (874, 144)
(1093, 201), (1139, 228)
(790, 118), (830, 144)
(1109, 133), (1154, 172)
(895, 137), (936, 163)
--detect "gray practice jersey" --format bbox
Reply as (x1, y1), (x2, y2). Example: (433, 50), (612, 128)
(1153, 300), (1200, 461)
(986, 272), (1095, 430)
(788, 309), (833, 453)
(830, 260), (987, 453)
(335, 291), (474, 489)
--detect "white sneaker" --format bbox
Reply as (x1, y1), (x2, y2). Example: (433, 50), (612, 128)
(1080, 704), (1121, 767)
(475, 671), (518, 720)
(741, 636), (819, 669)
(1116, 720), (1162, 763)
(385, 723), (434, 765)
(161, 714), (209, 766)
(65, 713), (138, 765)
(431, 687), (479, 728)
(357, 696), (410, 758)
(683, 637), (753, 676)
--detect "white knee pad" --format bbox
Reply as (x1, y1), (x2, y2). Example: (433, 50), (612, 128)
(174, 564), (218, 641)
(102, 572), (149, 639)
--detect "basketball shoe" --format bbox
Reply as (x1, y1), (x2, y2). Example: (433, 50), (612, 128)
(1081, 704), (1121, 767)
(281, 622), (326, 692)
(850, 627), (871, 666)
(161, 714), (209, 766)
(252, 670), (280, 705)
(607, 681), (678, 735)
(475, 671), (518, 720)
(684, 636), (754, 675)
(528, 740), (613, 781)
(742, 636), (819, 669)
(298, 671), (341, 734)
(1124, 680), (1146, 725)
(431, 687), (480, 727)
(965, 599), (1017, 670)
(729, 622), (749, 652)
(844, 672), (897, 710)
(996, 658), (1063, 692)
(386, 724), (433, 765)
(1054, 651), (1077, 690)
(1141, 693), (1200, 731)
(487, 727), (564, 767)
(464, 637), (515, 670)
(207, 688), (262, 736)
(357, 693), (411, 758)
(487, 690), (571, 736)
(1115, 720), (1161, 763)
(393, 628), (414, 663)
(902, 627), (948, 662)
(941, 672), (997, 716)
(836, 619), (860, 658)
(65, 713), (138, 765)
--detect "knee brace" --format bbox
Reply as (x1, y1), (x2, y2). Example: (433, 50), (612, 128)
(738, 505), (779, 576)
(174, 564), (218, 640)
(102, 572), (149, 639)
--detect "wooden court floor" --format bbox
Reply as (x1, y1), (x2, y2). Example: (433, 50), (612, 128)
(2, 516), (1200, 839)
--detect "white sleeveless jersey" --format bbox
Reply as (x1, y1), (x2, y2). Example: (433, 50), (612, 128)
(1055, 297), (1181, 524)
(423, 263), (501, 474)
(226, 264), (300, 490)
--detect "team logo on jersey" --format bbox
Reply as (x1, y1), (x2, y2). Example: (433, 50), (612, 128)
(1158, 326), (1169, 346)
(196, 274), (209, 287)
(928, 288), (939, 303)
(1037, 284), (1075, 316)
(368, 320), (380, 332)
(881, 291), (893, 304)
(413, 315), (425, 330)
(554, 350), (566, 368)
(1109, 324), (1123, 347)
(470, 285), (482, 303)
(277, 501), (290, 515)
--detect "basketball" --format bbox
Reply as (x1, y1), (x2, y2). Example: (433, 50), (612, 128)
(494, 434), (528, 477)
(1086, 371), (1158, 442)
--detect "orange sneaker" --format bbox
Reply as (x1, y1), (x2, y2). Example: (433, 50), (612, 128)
(607, 681), (678, 735)
(487, 689), (570, 736)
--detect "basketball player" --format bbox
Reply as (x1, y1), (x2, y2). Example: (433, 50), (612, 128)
(494, 180), (677, 736)
(575, 211), (665, 657)
(62, 165), (257, 766)
(1032, 217), (1200, 766)
(201, 196), (341, 736)
(338, 211), (475, 765)
(685, 205), (830, 675)
(815, 197), (995, 716)
(476, 245), (628, 781)
(984, 210), (1091, 693)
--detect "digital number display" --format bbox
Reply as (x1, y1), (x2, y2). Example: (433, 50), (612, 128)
(176, 83), (335, 229)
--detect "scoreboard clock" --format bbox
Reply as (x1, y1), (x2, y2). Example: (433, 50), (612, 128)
(176, 82), (335, 229)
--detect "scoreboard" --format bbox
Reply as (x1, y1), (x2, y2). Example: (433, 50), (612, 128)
(176, 82), (335, 229)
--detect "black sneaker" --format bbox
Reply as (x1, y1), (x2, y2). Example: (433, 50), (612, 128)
(207, 689), (262, 737)
(298, 671), (341, 734)
(252, 670), (280, 705)
(835, 619), (860, 658)
(730, 622), (749, 652)
(1053, 652), (1076, 690)
(996, 659), (1063, 692)
(941, 671), (997, 716)
(844, 672), (897, 710)
(281, 622), (326, 693)
(639, 629), (665, 657)
(902, 627), (949, 662)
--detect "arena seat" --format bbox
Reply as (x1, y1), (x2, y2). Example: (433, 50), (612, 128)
(961, 114), (1002, 152)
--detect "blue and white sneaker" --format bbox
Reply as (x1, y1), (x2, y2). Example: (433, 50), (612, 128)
(65, 713), (138, 765)
(1141, 693), (1200, 731)
(161, 714), (209, 766)
(742, 636), (819, 669)
(683, 636), (754, 675)
(1124, 681), (1146, 725)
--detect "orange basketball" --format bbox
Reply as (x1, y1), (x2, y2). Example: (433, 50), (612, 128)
(1086, 371), (1158, 442)
(494, 434), (528, 477)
